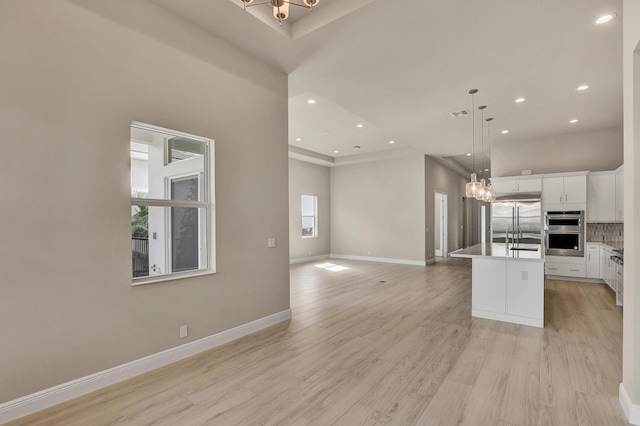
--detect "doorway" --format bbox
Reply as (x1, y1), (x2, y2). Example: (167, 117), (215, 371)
(434, 192), (448, 258)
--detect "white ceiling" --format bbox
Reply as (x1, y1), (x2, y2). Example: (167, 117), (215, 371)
(149, 0), (622, 173)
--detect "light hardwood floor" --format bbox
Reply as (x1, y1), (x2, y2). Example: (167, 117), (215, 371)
(6, 258), (628, 425)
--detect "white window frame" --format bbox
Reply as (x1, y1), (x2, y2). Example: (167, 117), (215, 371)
(130, 121), (215, 285)
(301, 194), (318, 238)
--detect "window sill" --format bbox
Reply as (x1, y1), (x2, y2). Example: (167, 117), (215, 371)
(132, 269), (216, 286)
(302, 236), (318, 239)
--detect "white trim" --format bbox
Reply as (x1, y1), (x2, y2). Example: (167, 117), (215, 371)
(472, 309), (543, 328)
(0, 309), (292, 424)
(289, 254), (330, 264)
(545, 275), (600, 283)
(620, 383), (640, 425)
(426, 258), (436, 265)
(330, 254), (425, 266)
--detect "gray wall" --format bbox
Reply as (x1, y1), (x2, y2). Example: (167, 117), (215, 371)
(288, 159), (331, 261)
(0, 1), (289, 403)
(425, 156), (469, 260)
(492, 126), (623, 177)
(330, 155), (426, 262)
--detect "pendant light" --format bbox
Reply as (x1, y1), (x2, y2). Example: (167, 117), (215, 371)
(484, 117), (497, 202)
(475, 105), (487, 201)
(465, 89), (480, 198)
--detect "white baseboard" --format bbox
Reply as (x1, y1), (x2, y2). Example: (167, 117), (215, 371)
(289, 254), (330, 264)
(330, 254), (426, 266)
(620, 383), (640, 425)
(425, 258), (436, 265)
(0, 309), (292, 424)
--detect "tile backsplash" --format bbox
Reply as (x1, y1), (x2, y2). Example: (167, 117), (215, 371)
(587, 223), (624, 243)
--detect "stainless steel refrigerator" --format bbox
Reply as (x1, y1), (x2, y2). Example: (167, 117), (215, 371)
(491, 198), (542, 245)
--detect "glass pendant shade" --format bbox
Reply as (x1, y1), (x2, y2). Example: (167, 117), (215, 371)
(303, 0), (319, 6)
(475, 178), (487, 200)
(465, 173), (480, 198)
(483, 183), (493, 202)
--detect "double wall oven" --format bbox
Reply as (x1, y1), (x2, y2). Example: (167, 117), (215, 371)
(544, 211), (584, 257)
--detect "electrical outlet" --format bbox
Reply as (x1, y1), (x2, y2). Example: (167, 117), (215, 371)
(268, 237), (277, 248)
(179, 325), (188, 339)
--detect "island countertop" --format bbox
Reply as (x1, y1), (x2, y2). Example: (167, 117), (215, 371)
(450, 243), (544, 262)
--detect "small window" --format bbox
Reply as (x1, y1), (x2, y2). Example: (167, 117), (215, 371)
(301, 195), (317, 238)
(130, 122), (215, 284)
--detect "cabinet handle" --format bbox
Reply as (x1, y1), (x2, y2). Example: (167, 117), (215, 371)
(570, 269), (580, 272)
(547, 267), (558, 271)
(559, 194), (562, 202)
(565, 194), (568, 202)
(588, 253), (591, 261)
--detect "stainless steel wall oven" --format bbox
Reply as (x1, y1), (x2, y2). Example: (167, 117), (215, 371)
(544, 211), (584, 257)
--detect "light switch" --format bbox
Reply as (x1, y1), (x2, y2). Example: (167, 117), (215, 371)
(521, 271), (528, 280)
(268, 237), (277, 248)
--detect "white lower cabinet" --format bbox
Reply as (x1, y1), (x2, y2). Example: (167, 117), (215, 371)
(472, 258), (544, 328)
(586, 244), (600, 278)
(472, 259), (506, 314)
(506, 261), (544, 320)
(545, 256), (586, 278)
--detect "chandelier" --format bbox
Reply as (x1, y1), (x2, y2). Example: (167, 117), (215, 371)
(240, 0), (320, 24)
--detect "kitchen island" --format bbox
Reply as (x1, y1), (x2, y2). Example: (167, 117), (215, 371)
(450, 243), (545, 328)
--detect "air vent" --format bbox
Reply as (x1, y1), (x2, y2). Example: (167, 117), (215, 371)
(450, 109), (469, 118)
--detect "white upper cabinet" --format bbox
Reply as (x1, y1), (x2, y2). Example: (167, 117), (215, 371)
(491, 176), (542, 195)
(587, 173), (616, 222)
(615, 166), (624, 221)
(542, 174), (586, 208)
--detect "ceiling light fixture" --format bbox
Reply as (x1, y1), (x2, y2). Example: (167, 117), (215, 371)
(466, 152), (472, 156)
(389, 140), (395, 144)
(239, 0), (319, 25)
(515, 97), (525, 103)
(577, 85), (590, 91)
(465, 89), (480, 198)
(569, 119), (579, 123)
(594, 13), (616, 25)
(295, 138), (302, 141)
(307, 99), (316, 104)
(501, 130), (509, 134)
(333, 150), (339, 153)
(356, 124), (364, 128)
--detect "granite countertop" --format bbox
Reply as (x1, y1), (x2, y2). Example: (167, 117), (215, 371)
(450, 243), (544, 262)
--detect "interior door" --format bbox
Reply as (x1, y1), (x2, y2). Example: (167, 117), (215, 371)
(434, 192), (447, 257)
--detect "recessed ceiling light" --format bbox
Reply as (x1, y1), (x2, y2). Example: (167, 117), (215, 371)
(333, 150), (339, 153)
(466, 153), (472, 156)
(307, 99), (316, 104)
(569, 119), (579, 124)
(295, 138), (302, 142)
(356, 124), (364, 128)
(501, 130), (509, 134)
(594, 13), (616, 25)
(515, 97), (525, 103)
(577, 85), (590, 91)
(485, 168), (490, 172)
(389, 140), (395, 144)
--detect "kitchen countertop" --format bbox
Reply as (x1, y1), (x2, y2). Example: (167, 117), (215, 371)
(450, 243), (544, 262)
(586, 241), (624, 250)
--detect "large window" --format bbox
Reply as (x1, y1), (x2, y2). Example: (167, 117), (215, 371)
(301, 195), (317, 238)
(130, 122), (214, 284)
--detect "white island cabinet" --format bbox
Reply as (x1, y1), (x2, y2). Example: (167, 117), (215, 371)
(451, 243), (545, 328)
